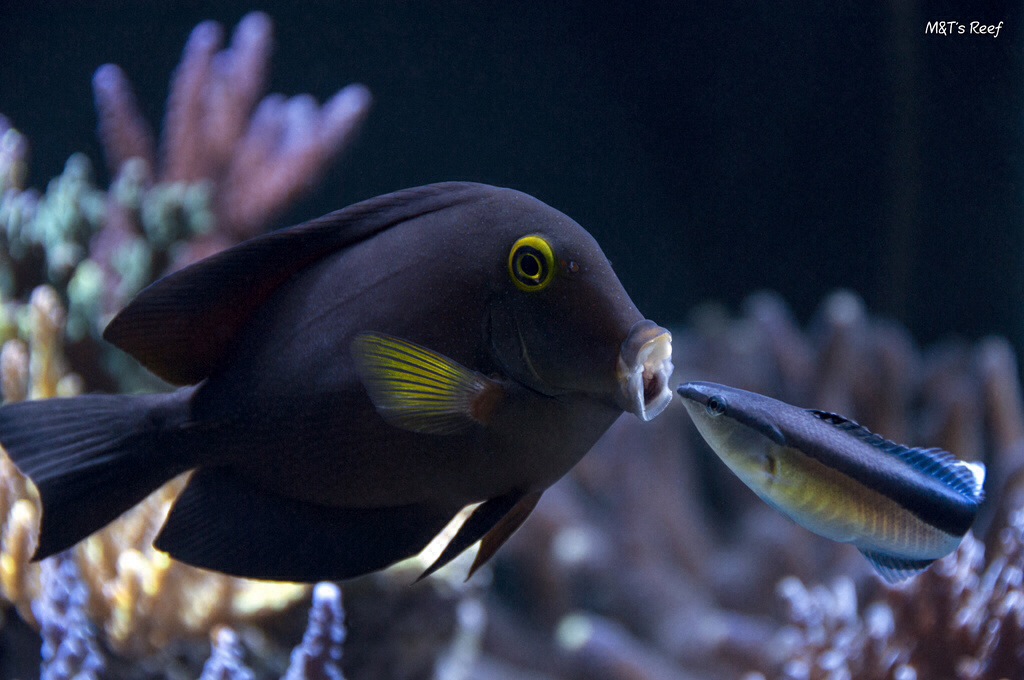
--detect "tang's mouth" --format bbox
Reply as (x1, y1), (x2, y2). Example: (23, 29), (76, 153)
(616, 320), (674, 421)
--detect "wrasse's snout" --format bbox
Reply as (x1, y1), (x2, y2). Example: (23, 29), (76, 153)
(616, 320), (673, 421)
(677, 382), (711, 405)
(677, 381), (730, 416)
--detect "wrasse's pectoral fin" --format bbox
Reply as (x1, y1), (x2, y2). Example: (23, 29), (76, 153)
(860, 549), (935, 584)
(352, 332), (505, 435)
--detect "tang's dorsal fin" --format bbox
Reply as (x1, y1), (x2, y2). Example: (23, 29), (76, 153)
(808, 409), (985, 503)
(103, 182), (494, 385)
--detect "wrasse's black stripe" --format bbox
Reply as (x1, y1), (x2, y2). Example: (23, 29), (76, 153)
(786, 423), (979, 536)
(727, 404), (788, 445)
(807, 410), (981, 499)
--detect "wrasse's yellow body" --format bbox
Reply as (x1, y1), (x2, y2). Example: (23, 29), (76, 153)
(758, 442), (963, 562)
(678, 382), (985, 582)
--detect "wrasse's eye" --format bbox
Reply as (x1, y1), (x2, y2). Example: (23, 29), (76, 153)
(509, 236), (556, 292)
(705, 395), (727, 417)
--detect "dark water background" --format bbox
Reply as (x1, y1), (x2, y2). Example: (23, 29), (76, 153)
(1, 0), (1020, 347)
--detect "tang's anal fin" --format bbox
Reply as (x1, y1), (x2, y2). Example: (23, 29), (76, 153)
(155, 467), (458, 582)
(352, 332), (504, 435)
(859, 549), (936, 584)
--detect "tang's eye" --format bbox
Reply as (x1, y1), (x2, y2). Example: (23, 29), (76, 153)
(705, 395), (727, 417)
(509, 235), (556, 292)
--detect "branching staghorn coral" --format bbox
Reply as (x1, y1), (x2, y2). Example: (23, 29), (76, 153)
(88, 11), (370, 317)
(284, 582), (346, 680)
(34, 552), (106, 680)
(768, 516), (1024, 680)
(94, 12), (371, 241)
(200, 627), (256, 680)
(33, 573), (347, 680)
(26, 565), (483, 680)
(1, 11), (370, 355)
(1, 286), (79, 615)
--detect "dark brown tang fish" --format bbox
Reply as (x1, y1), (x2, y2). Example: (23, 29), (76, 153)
(0, 182), (673, 582)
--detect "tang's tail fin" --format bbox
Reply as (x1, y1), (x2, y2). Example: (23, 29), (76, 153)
(0, 390), (196, 559)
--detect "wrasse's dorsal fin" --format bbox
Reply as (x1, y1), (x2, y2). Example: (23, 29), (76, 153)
(808, 409), (986, 503)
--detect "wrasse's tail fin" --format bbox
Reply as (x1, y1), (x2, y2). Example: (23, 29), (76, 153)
(960, 461), (986, 503)
(0, 391), (194, 560)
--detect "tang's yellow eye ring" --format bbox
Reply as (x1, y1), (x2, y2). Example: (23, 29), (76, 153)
(508, 235), (556, 292)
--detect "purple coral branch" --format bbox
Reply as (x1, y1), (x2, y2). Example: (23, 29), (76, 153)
(217, 83), (371, 238)
(199, 627), (256, 680)
(91, 11), (372, 245)
(202, 13), (272, 176)
(32, 553), (106, 680)
(161, 19), (224, 183)
(284, 582), (346, 680)
(92, 65), (157, 176)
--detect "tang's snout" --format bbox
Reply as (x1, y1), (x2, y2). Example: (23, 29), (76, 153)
(616, 320), (673, 421)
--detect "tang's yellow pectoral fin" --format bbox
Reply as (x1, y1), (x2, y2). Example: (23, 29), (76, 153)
(352, 332), (504, 435)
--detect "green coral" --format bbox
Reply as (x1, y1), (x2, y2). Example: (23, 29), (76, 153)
(1, 153), (107, 286)
(140, 179), (214, 249)
(0, 136), (214, 347)
(0, 125), (28, 196)
(29, 155), (107, 281)
(111, 157), (214, 248)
